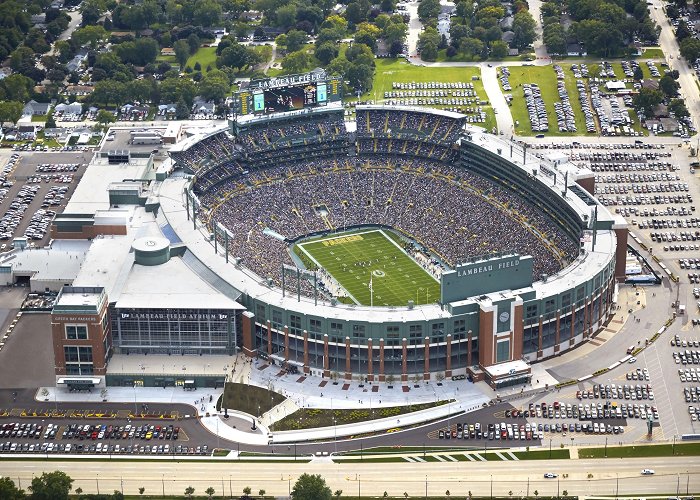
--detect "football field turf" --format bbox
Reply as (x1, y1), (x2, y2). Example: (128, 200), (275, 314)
(296, 229), (440, 306)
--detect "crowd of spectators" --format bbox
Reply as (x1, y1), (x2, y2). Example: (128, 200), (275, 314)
(235, 114), (346, 153)
(202, 156), (579, 295)
(170, 131), (238, 174)
(356, 108), (465, 145)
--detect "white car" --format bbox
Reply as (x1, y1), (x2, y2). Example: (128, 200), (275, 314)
(628, 357), (637, 364)
(641, 469), (655, 475)
(544, 473), (558, 479)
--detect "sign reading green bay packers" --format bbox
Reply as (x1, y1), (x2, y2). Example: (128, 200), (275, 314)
(440, 254), (533, 303)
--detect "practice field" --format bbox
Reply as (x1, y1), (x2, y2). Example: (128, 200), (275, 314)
(296, 229), (440, 307)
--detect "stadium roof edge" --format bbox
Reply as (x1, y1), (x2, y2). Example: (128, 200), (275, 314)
(356, 104), (466, 120)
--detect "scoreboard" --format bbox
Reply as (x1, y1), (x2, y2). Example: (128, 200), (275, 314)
(235, 72), (342, 115)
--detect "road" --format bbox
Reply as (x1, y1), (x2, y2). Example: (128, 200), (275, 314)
(648, 1), (700, 130)
(2, 456), (697, 497)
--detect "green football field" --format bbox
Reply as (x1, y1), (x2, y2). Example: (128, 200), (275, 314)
(296, 229), (440, 306)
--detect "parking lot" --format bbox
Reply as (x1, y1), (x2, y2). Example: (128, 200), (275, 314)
(0, 419), (212, 456)
(0, 151), (91, 248)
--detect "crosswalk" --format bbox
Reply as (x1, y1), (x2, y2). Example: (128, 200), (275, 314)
(403, 450), (521, 463)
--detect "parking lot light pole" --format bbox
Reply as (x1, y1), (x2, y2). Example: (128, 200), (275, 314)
(604, 437), (608, 458)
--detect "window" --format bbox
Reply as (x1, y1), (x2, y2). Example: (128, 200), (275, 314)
(330, 322), (344, 336)
(496, 339), (510, 363)
(386, 325), (399, 339)
(409, 324), (422, 338)
(290, 314), (302, 335)
(525, 304), (538, 320)
(561, 292), (571, 309)
(255, 304), (266, 321)
(272, 309), (283, 330)
(352, 324), (365, 338)
(544, 298), (556, 314)
(309, 318), (323, 338)
(454, 319), (466, 333)
(64, 346), (93, 375)
(65, 325), (88, 340)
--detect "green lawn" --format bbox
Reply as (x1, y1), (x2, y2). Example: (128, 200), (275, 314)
(217, 382), (286, 417)
(354, 58), (496, 132)
(296, 229), (440, 306)
(579, 442), (700, 458)
(274, 400), (449, 431)
(186, 46), (218, 72)
(502, 63), (653, 136)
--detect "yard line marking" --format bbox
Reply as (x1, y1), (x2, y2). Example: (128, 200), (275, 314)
(507, 451), (519, 460)
(296, 241), (361, 305)
(474, 453), (486, 461)
(495, 451), (508, 460)
(378, 229), (440, 283)
(445, 454), (458, 462)
(434, 455), (446, 462)
(464, 453), (475, 461)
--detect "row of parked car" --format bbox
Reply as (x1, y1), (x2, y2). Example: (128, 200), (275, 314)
(0, 441), (208, 456)
(0, 422), (180, 441)
(577, 382), (654, 400)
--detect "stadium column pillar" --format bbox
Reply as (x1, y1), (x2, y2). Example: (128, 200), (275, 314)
(284, 326), (290, 362)
(445, 334), (452, 378)
(570, 305), (576, 346)
(512, 303), (524, 360)
(537, 316), (543, 358)
(401, 338), (408, 384)
(554, 310), (561, 353)
(344, 337), (352, 380)
(583, 298), (591, 338)
(367, 339), (374, 382)
(423, 337), (430, 381)
(467, 331), (472, 367)
(323, 334), (330, 378)
(378, 338), (385, 382)
(241, 311), (255, 357)
(303, 330), (309, 375)
(266, 321), (272, 356)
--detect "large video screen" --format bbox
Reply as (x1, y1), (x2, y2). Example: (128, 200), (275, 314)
(260, 84), (318, 113)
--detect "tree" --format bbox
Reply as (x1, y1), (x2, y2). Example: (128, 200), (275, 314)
(75, 487), (83, 496)
(659, 74), (680, 97)
(315, 42), (339, 65)
(217, 43), (250, 72)
(174, 39), (190, 68)
(29, 471), (73, 500)
(73, 25), (108, 48)
(184, 485), (195, 499)
(633, 88), (664, 116)
(669, 98), (690, 119)
(512, 10), (537, 49)
(489, 40), (508, 59)
(281, 50), (310, 74)
(187, 34), (201, 55)
(417, 0), (441, 22)
(285, 30), (308, 52)
(0, 477), (25, 500)
(291, 474), (332, 500)
(562, 490), (568, 497)
(633, 65), (644, 81)
(334, 490), (343, 499)
(96, 109), (116, 129)
(243, 486), (252, 497)
(383, 22), (408, 45)
(680, 37), (700, 63)
(205, 486), (215, 499)
(0, 101), (24, 127)
(193, 0), (221, 27)
(138, 487), (145, 495)
(1, 74), (33, 102)
(259, 489), (266, 497)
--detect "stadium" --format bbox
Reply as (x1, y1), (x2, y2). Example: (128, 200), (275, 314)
(43, 71), (625, 389)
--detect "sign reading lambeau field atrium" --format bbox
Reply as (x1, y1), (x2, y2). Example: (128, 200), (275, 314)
(440, 253), (533, 303)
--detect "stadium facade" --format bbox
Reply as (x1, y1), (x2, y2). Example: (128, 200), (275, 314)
(43, 101), (625, 389)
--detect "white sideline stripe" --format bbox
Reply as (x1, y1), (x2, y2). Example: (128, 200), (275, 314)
(404, 456), (415, 462)
(464, 454), (475, 461)
(296, 242), (361, 305)
(474, 453), (486, 461)
(299, 229), (383, 245)
(445, 454), (458, 462)
(495, 451), (507, 460)
(378, 229), (440, 284)
(413, 456), (426, 462)
(434, 455), (446, 462)
(507, 451), (519, 460)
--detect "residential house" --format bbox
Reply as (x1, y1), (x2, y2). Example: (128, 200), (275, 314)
(161, 48), (176, 57)
(54, 102), (83, 116)
(192, 97), (215, 115)
(566, 42), (587, 57)
(23, 100), (52, 116)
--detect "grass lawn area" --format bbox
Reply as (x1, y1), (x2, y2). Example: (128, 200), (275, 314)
(641, 47), (665, 59)
(30, 115), (47, 122)
(186, 46), (218, 72)
(274, 400), (449, 431)
(295, 229), (439, 306)
(501, 65), (595, 137)
(579, 442), (700, 458)
(217, 382), (286, 416)
(512, 448), (569, 459)
(355, 58), (496, 132)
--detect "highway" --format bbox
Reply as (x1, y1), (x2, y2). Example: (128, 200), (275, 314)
(2, 456), (698, 497)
